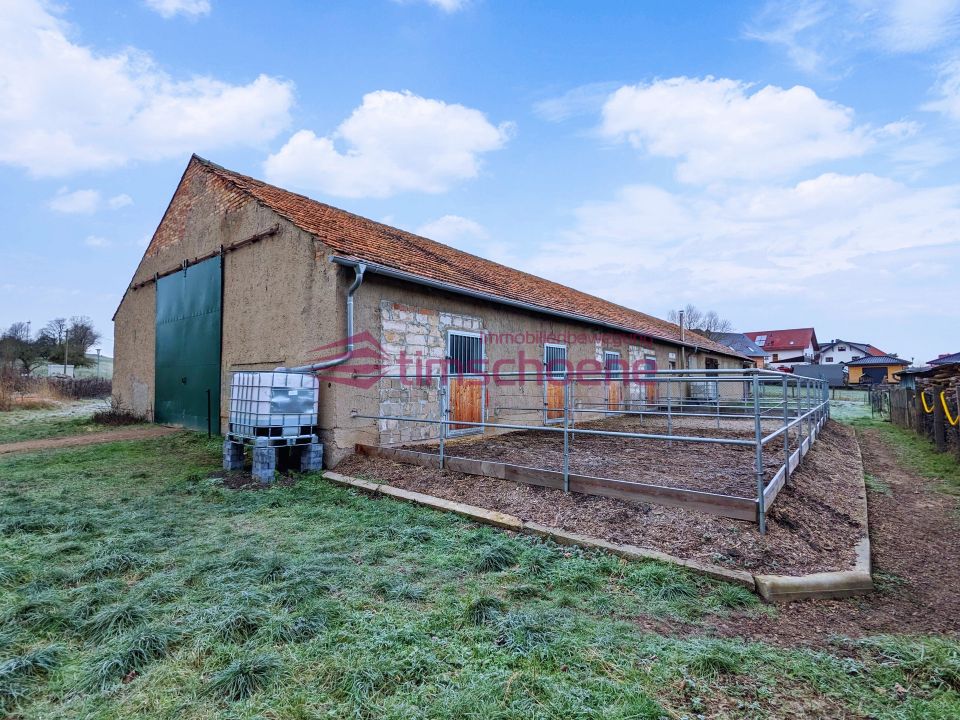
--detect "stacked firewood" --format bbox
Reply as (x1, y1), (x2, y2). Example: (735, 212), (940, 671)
(916, 364), (960, 456)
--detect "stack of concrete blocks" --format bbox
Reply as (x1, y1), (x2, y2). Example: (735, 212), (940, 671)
(222, 436), (323, 484)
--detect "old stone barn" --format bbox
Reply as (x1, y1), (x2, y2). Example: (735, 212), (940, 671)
(114, 155), (746, 468)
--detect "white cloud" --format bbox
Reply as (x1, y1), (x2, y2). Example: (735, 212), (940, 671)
(530, 174), (960, 307)
(265, 90), (512, 198)
(48, 188), (100, 214)
(144, 0), (211, 19)
(533, 82), (623, 122)
(869, 0), (960, 53)
(0, 0), (293, 176)
(924, 56), (960, 120)
(84, 235), (111, 248)
(47, 188), (134, 213)
(747, 1), (960, 73)
(108, 193), (134, 209)
(416, 214), (487, 243)
(600, 77), (871, 184)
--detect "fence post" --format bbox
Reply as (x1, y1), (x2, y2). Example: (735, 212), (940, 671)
(934, 396), (947, 452)
(562, 374), (571, 492)
(753, 372), (765, 534)
(782, 375), (790, 484)
(666, 377), (673, 446)
(438, 374), (445, 470)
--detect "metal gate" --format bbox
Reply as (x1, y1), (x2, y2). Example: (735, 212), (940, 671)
(155, 256), (222, 432)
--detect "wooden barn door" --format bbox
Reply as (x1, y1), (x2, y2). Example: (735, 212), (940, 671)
(604, 351), (623, 413)
(641, 355), (657, 406)
(543, 343), (567, 424)
(446, 332), (484, 435)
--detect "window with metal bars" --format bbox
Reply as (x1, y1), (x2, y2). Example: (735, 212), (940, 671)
(544, 344), (567, 379)
(447, 332), (483, 375)
(604, 351), (623, 379)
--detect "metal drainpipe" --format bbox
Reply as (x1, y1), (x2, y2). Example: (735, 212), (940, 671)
(278, 262), (367, 373)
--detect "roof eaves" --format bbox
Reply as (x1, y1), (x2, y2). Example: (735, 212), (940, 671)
(331, 256), (747, 360)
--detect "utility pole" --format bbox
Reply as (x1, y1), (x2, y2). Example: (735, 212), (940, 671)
(96, 348), (101, 379)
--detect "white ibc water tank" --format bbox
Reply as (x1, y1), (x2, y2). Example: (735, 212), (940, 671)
(228, 371), (319, 444)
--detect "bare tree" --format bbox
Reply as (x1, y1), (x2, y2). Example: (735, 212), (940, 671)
(67, 316), (101, 361)
(667, 304), (733, 341)
(40, 317), (68, 346)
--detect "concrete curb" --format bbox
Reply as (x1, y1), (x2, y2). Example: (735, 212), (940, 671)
(323, 470), (755, 590)
(324, 430), (874, 602)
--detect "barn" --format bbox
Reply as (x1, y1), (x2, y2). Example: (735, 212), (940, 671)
(113, 155), (746, 468)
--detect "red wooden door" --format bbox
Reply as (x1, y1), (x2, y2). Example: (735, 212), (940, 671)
(449, 376), (483, 431)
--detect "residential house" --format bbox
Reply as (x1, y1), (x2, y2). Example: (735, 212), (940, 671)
(929, 352), (960, 366)
(715, 332), (770, 368)
(113, 156), (745, 467)
(743, 328), (818, 368)
(846, 355), (910, 385)
(816, 339), (885, 365)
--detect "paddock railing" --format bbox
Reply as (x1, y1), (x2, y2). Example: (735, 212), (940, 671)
(350, 368), (829, 533)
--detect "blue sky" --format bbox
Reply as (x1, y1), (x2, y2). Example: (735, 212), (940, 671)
(1, 0), (958, 364)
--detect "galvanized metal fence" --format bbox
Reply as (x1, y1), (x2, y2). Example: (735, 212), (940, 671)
(351, 368), (829, 533)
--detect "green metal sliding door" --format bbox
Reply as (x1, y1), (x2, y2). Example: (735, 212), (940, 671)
(154, 256), (222, 432)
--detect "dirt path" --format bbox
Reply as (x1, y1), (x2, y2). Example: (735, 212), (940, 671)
(0, 426), (179, 455)
(707, 426), (960, 646)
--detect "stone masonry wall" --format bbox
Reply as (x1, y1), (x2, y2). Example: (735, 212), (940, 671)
(378, 300), (484, 445)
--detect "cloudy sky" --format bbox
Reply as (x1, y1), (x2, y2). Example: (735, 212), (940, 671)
(1, 0), (958, 363)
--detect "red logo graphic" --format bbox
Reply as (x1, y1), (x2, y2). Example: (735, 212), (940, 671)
(305, 331), (389, 389)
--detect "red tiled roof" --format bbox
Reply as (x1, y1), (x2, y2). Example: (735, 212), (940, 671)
(744, 328), (818, 353)
(190, 156), (741, 358)
(865, 345), (886, 356)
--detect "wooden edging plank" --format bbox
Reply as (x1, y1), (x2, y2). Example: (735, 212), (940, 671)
(762, 465), (787, 508)
(356, 443), (756, 522)
(344, 423), (874, 604)
(754, 424), (873, 602)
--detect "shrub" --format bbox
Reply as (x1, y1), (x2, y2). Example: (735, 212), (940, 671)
(92, 396), (144, 426)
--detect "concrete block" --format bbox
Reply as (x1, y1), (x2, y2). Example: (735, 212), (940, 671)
(252, 443), (276, 484)
(223, 439), (244, 471)
(300, 440), (323, 472)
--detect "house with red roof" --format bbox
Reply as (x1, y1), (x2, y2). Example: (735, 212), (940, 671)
(743, 328), (818, 368)
(113, 156), (746, 466)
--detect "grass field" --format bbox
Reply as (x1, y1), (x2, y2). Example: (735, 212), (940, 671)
(1, 427), (959, 717)
(848, 415), (960, 496)
(0, 400), (143, 445)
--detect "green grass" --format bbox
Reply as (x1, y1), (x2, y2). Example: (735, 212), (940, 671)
(864, 472), (892, 496)
(0, 433), (958, 718)
(848, 416), (960, 495)
(0, 401), (126, 444)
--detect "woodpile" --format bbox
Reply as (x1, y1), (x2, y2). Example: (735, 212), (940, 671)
(885, 363), (960, 457)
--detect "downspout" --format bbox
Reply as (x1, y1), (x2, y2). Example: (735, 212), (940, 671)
(278, 262), (366, 372)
